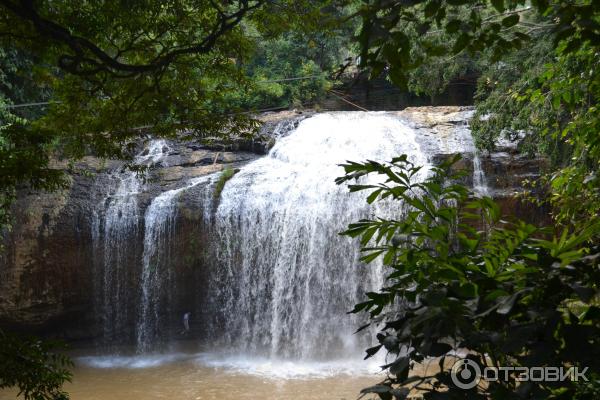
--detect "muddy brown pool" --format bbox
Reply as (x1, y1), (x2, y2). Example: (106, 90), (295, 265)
(1, 345), (383, 400)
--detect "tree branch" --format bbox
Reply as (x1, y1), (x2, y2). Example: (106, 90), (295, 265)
(0, 0), (265, 76)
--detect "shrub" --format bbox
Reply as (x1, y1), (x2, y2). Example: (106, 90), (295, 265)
(0, 330), (72, 400)
(337, 155), (600, 400)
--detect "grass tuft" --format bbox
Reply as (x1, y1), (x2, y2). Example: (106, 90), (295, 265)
(213, 167), (238, 199)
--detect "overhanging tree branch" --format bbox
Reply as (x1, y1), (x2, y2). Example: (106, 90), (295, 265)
(0, 0), (265, 76)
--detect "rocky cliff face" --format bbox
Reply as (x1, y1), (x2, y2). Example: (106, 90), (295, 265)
(0, 150), (259, 340)
(0, 107), (548, 342)
(400, 106), (550, 224)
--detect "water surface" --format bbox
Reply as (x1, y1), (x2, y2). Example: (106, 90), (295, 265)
(0, 346), (381, 400)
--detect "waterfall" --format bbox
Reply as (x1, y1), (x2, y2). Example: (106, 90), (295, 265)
(208, 112), (430, 362)
(92, 140), (170, 346)
(136, 174), (217, 352)
(87, 110), (488, 367)
(473, 152), (490, 196)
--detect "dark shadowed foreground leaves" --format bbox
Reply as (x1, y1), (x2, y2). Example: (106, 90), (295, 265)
(0, 330), (72, 400)
(338, 155), (600, 399)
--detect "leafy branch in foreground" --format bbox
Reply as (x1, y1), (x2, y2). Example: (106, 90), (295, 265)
(0, 330), (73, 400)
(338, 155), (600, 399)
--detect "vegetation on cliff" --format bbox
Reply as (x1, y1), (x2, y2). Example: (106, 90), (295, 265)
(213, 167), (239, 200)
(356, 0), (600, 226)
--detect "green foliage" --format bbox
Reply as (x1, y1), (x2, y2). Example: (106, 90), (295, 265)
(0, 1), (354, 231)
(469, 37), (555, 156)
(338, 155), (600, 399)
(0, 0), (350, 161)
(227, 4), (356, 109)
(472, 39), (600, 225)
(223, 34), (337, 109)
(357, 1), (599, 89)
(574, 373), (600, 400)
(0, 99), (68, 233)
(213, 167), (239, 200)
(356, 0), (600, 227)
(0, 48), (60, 232)
(0, 330), (72, 400)
(0, 48), (53, 121)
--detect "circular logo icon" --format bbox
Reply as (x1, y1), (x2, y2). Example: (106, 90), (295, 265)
(451, 358), (481, 390)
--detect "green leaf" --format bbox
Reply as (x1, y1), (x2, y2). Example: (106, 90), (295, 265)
(454, 282), (478, 298)
(350, 300), (371, 314)
(571, 284), (596, 303)
(452, 33), (471, 53)
(361, 250), (384, 263)
(388, 356), (410, 376)
(502, 14), (520, 27)
(367, 188), (383, 204)
(388, 67), (408, 89)
(491, 0), (505, 12)
(390, 387), (410, 399)
(364, 345), (383, 359)
(360, 227), (377, 246)
(360, 384), (392, 396)
(424, 1), (441, 18)
(445, 19), (462, 34)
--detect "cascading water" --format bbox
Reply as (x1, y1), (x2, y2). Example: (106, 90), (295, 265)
(86, 110), (489, 376)
(472, 152), (490, 197)
(92, 140), (170, 346)
(208, 113), (430, 365)
(137, 174), (218, 352)
(447, 115), (490, 197)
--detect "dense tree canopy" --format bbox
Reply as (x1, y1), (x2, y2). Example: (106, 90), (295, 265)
(0, 0), (353, 230)
(356, 0), (600, 225)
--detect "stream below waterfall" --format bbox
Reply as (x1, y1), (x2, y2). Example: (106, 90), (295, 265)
(61, 365), (374, 400)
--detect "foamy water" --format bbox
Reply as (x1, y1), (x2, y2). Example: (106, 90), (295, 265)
(76, 350), (383, 380)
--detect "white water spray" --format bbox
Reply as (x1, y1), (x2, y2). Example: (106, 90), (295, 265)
(472, 152), (490, 197)
(92, 140), (170, 345)
(136, 174), (218, 352)
(209, 113), (429, 363)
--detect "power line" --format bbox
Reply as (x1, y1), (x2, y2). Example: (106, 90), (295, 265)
(4, 100), (59, 109)
(328, 89), (369, 111)
(257, 75), (322, 83)
(4, 76), (429, 116)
